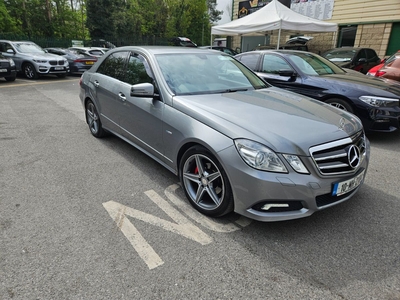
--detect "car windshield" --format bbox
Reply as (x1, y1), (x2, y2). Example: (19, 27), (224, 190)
(323, 49), (356, 62)
(14, 42), (45, 53)
(156, 53), (268, 95)
(288, 52), (346, 76)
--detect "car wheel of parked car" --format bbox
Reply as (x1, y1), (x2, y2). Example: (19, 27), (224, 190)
(5, 75), (16, 82)
(85, 100), (106, 138)
(180, 146), (234, 217)
(23, 63), (38, 79)
(325, 98), (353, 113)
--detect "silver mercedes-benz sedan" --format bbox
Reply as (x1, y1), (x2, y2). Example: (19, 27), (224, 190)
(79, 46), (370, 222)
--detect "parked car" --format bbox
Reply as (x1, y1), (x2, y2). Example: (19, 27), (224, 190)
(0, 40), (69, 79)
(234, 50), (400, 132)
(0, 53), (17, 81)
(368, 50), (400, 82)
(45, 48), (97, 75)
(254, 36), (313, 52)
(170, 37), (197, 47)
(68, 47), (106, 58)
(80, 46), (369, 222)
(199, 46), (238, 56)
(322, 47), (381, 74)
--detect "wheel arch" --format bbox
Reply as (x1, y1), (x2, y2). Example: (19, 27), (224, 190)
(321, 95), (355, 111)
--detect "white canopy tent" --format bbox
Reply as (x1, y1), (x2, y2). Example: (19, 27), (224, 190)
(211, 0), (337, 48)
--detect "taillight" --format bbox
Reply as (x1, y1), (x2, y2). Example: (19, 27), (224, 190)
(375, 70), (386, 77)
(79, 76), (83, 86)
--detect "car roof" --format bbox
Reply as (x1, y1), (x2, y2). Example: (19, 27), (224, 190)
(105, 46), (229, 56)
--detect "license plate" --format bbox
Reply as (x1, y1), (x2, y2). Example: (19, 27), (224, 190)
(54, 67), (64, 70)
(0, 69), (7, 72)
(332, 170), (365, 196)
(86, 61), (94, 65)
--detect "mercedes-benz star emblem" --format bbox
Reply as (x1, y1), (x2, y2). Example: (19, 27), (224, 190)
(348, 145), (361, 169)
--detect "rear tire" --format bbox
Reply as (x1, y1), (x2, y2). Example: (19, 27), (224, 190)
(85, 100), (106, 138)
(325, 98), (353, 113)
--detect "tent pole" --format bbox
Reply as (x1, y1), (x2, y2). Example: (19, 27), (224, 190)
(277, 26), (281, 49)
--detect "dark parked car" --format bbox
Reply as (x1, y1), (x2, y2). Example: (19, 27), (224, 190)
(235, 50), (400, 132)
(45, 48), (97, 75)
(254, 36), (313, 52)
(0, 53), (17, 81)
(322, 47), (381, 74)
(170, 37), (197, 47)
(80, 46), (370, 222)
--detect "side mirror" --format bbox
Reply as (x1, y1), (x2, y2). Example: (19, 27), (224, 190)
(278, 69), (297, 77)
(130, 82), (154, 97)
(6, 49), (15, 54)
(357, 58), (367, 64)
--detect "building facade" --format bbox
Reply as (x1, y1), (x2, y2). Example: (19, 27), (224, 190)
(227, 0), (400, 57)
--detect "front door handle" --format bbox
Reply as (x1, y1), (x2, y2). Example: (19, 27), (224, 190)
(93, 80), (99, 87)
(118, 92), (126, 101)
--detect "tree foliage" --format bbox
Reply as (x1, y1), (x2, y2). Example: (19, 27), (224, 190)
(1, 0), (222, 46)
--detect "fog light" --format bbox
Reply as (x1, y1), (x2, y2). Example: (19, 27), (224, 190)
(261, 203), (289, 211)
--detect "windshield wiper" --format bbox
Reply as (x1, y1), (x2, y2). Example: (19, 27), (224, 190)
(221, 88), (248, 93)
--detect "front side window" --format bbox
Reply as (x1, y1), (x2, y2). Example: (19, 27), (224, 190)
(97, 51), (128, 80)
(125, 53), (153, 85)
(289, 53), (345, 75)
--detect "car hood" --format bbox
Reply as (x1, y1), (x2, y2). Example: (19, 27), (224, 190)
(172, 87), (362, 155)
(318, 72), (400, 96)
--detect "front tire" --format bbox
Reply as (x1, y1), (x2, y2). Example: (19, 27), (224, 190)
(85, 100), (105, 138)
(325, 98), (353, 113)
(23, 63), (38, 79)
(179, 146), (233, 217)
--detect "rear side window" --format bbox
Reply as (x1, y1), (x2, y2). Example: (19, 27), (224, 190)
(262, 54), (293, 74)
(97, 51), (128, 81)
(366, 49), (378, 60)
(237, 54), (260, 71)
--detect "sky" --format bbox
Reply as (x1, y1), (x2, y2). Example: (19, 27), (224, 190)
(216, 0), (232, 24)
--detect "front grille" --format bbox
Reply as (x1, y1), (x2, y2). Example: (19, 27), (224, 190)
(49, 60), (65, 66)
(310, 131), (366, 175)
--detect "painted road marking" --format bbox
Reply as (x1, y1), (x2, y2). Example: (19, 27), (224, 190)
(103, 184), (252, 270)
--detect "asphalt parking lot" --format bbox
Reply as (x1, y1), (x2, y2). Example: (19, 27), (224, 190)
(1, 76), (400, 299)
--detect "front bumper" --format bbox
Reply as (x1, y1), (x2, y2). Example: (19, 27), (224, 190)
(218, 138), (370, 222)
(355, 102), (400, 132)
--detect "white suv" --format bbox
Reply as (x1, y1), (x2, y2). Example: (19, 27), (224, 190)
(0, 40), (69, 79)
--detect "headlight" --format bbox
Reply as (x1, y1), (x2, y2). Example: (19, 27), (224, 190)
(359, 96), (399, 107)
(9, 59), (15, 67)
(33, 59), (47, 63)
(234, 139), (287, 173)
(282, 154), (309, 174)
